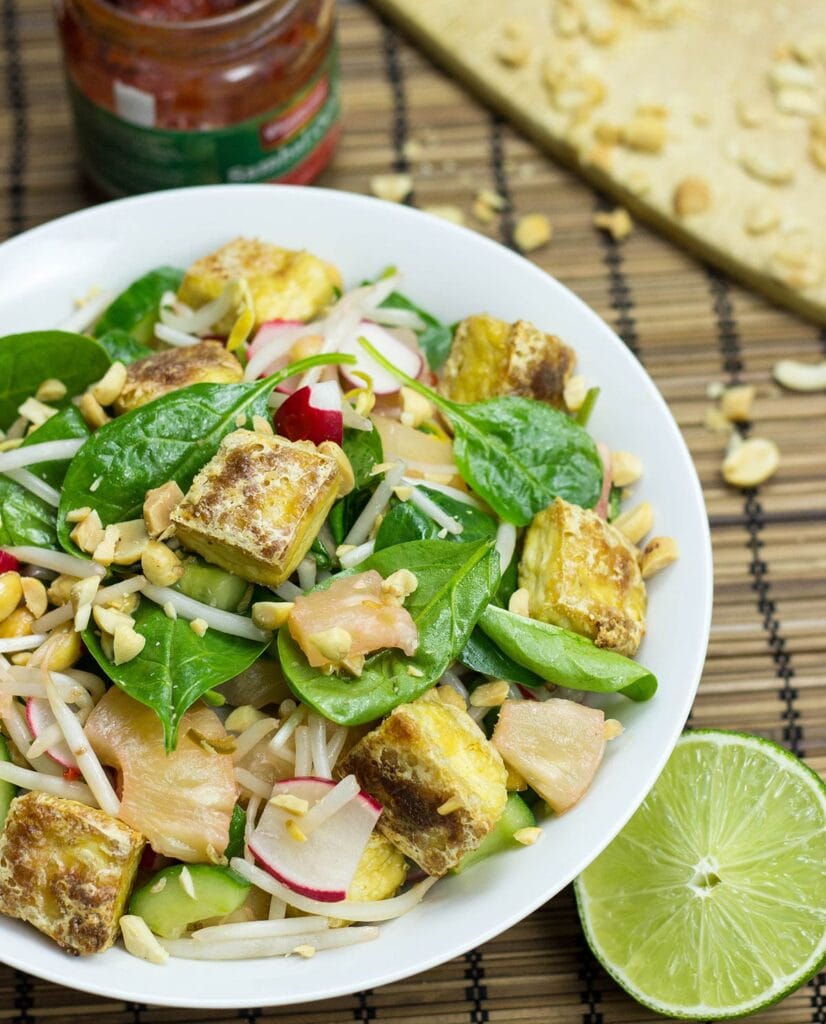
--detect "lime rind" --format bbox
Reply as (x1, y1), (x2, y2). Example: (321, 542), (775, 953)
(575, 730), (826, 1020)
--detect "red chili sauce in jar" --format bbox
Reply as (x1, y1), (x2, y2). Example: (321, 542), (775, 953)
(55, 0), (340, 195)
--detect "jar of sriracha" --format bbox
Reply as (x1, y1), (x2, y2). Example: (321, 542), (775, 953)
(55, 0), (339, 195)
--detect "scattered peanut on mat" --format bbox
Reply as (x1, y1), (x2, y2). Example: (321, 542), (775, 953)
(722, 437), (780, 488)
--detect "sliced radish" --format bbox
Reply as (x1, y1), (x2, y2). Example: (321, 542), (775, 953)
(26, 696), (76, 769)
(245, 320), (308, 380)
(340, 322), (423, 395)
(249, 776), (381, 902)
(0, 550), (20, 573)
(275, 381), (344, 447)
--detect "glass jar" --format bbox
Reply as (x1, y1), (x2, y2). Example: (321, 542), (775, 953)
(55, 0), (339, 196)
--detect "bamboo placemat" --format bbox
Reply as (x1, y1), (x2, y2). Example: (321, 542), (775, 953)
(1, 1), (825, 1021)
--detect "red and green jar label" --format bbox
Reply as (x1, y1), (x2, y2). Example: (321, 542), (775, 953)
(67, 47), (340, 195)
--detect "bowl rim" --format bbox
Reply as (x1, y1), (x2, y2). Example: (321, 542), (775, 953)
(0, 183), (713, 1008)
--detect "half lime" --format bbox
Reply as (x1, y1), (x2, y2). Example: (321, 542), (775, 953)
(575, 730), (826, 1019)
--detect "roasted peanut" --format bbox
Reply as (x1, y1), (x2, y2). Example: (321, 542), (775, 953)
(640, 536), (680, 578)
(0, 572), (23, 622)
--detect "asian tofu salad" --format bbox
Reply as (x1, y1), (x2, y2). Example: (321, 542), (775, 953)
(0, 237), (677, 965)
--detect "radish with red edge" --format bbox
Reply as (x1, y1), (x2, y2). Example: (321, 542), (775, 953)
(249, 776), (381, 902)
(275, 381), (344, 446)
(245, 320), (308, 380)
(340, 322), (423, 395)
(0, 551), (20, 573)
(26, 697), (77, 769)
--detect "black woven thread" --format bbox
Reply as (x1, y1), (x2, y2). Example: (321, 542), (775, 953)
(353, 988), (376, 1021)
(578, 946), (603, 1024)
(488, 117), (515, 250)
(592, 198), (639, 358)
(463, 948), (489, 1024)
(1, 0), (25, 235)
(379, 18), (412, 201)
(126, 1001), (146, 1023)
(12, 969), (33, 1023)
(707, 271), (803, 757)
(810, 970), (826, 1023)
(238, 1007), (261, 1023)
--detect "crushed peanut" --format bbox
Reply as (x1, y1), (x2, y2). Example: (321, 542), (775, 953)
(508, 588), (530, 617)
(143, 480), (184, 538)
(400, 387), (434, 429)
(162, 601), (177, 620)
(91, 361), (128, 407)
(611, 451), (643, 487)
(437, 796), (464, 815)
(93, 604), (134, 634)
(65, 506), (92, 524)
(78, 391), (110, 430)
(18, 397), (57, 427)
(271, 794), (309, 816)
(470, 679), (510, 708)
(704, 407), (731, 433)
(407, 665), (425, 678)
(178, 866), (196, 899)
(318, 441), (355, 497)
(640, 536), (680, 579)
(673, 177), (711, 217)
(113, 624), (146, 665)
(563, 374), (588, 412)
(70, 575), (100, 630)
(47, 574), (78, 607)
(251, 601), (293, 630)
(593, 207), (633, 242)
(392, 485), (414, 501)
(514, 213), (552, 253)
(225, 705), (267, 732)
(369, 173), (413, 204)
(34, 379), (67, 402)
(612, 501), (654, 544)
(285, 819), (307, 842)
(721, 384), (755, 423)
(20, 577), (47, 619)
(292, 945), (316, 959)
(308, 626), (352, 663)
(772, 359), (826, 392)
(0, 572), (23, 623)
(70, 508), (105, 554)
(252, 414), (274, 435)
(190, 617), (208, 637)
(382, 568), (418, 602)
(141, 540), (183, 587)
(109, 519), (150, 566)
(29, 622), (81, 671)
(604, 719), (624, 740)
(722, 437), (780, 488)
(120, 915), (169, 965)
(513, 826), (542, 846)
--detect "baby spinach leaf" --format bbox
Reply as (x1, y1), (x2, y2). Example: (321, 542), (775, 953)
(278, 538), (501, 725)
(95, 329), (153, 365)
(58, 353), (353, 554)
(379, 290), (453, 371)
(84, 600), (268, 750)
(359, 339), (603, 526)
(0, 331), (111, 429)
(459, 628), (543, 688)
(93, 266), (184, 344)
(477, 604), (657, 702)
(0, 408), (90, 548)
(375, 488), (497, 551)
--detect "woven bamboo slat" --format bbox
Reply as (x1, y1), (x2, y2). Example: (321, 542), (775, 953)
(0, 1), (823, 1021)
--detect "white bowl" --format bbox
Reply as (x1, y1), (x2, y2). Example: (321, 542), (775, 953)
(0, 185), (712, 1009)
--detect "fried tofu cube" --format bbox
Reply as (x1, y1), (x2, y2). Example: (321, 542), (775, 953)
(338, 692), (507, 876)
(519, 497), (647, 656)
(0, 791), (144, 956)
(178, 237), (341, 330)
(114, 340), (243, 414)
(441, 314), (575, 408)
(170, 429), (344, 586)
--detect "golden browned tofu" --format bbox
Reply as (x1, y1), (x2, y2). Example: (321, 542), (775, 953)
(171, 430), (344, 586)
(114, 340), (243, 414)
(179, 237), (341, 330)
(519, 497), (647, 656)
(0, 792), (144, 956)
(338, 692), (507, 876)
(441, 314), (575, 408)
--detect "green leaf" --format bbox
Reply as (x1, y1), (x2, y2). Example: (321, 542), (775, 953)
(278, 539), (501, 725)
(575, 386), (600, 426)
(459, 627), (543, 688)
(379, 290), (453, 370)
(84, 600), (268, 750)
(58, 353), (352, 553)
(93, 267), (184, 344)
(608, 484), (622, 522)
(375, 488), (497, 551)
(95, 328), (153, 365)
(477, 604), (657, 701)
(0, 408), (90, 548)
(0, 331), (111, 429)
(359, 338), (603, 526)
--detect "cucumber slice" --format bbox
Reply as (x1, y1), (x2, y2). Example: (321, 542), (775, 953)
(453, 793), (536, 873)
(0, 737), (16, 829)
(93, 267), (184, 345)
(175, 558), (248, 612)
(129, 864), (250, 939)
(225, 804), (246, 860)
